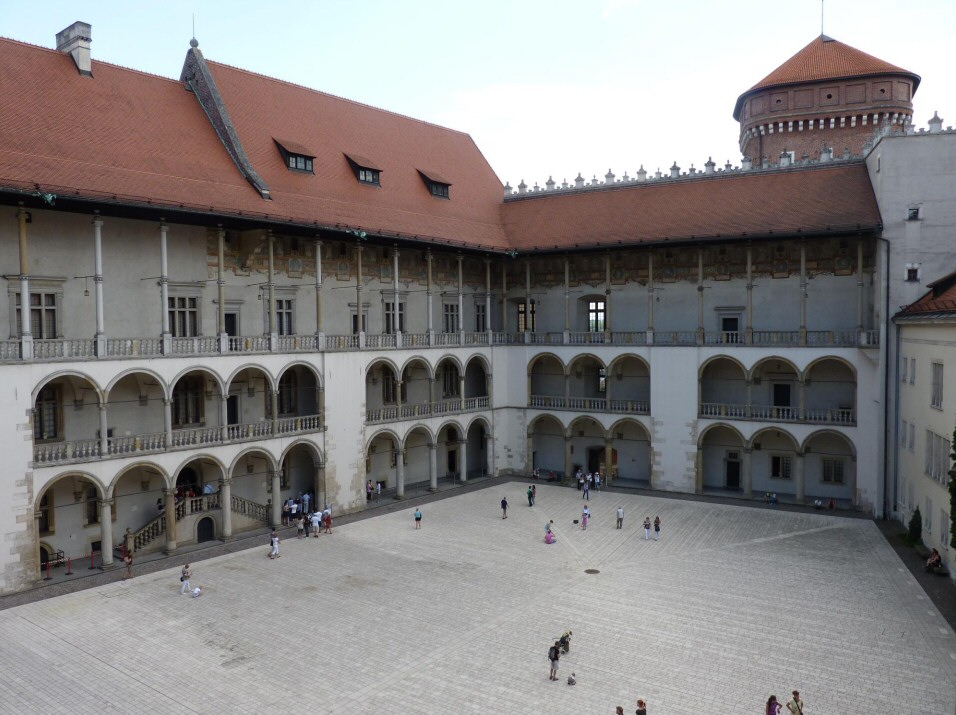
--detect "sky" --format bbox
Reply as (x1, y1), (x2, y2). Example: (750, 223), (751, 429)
(2, 1), (954, 186)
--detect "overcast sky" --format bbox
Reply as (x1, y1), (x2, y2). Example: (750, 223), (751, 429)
(4, 1), (954, 186)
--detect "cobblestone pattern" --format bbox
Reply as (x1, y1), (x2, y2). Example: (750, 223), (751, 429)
(0, 485), (952, 714)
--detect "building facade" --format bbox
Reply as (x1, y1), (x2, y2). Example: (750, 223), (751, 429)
(0, 22), (952, 594)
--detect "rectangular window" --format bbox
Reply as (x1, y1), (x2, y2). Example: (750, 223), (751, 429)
(901, 420), (908, 446)
(910, 358), (916, 385)
(86, 485), (100, 525)
(517, 302), (536, 332)
(908, 423), (915, 452)
(168, 296), (199, 337)
(358, 168), (380, 185)
(172, 376), (204, 427)
(925, 497), (933, 533)
(16, 292), (58, 338)
(931, 361), (943, 409)
(38, 492), (53, 535)
(442, 366), (460, 399)
(771, 454), (792, 480)
(288, 154), (314, 173)
(382, 372), (397, 404)
(384, 302), (405, 334)
(275, 299), (294, 336)
(430, 182), (450, 198)
(942, 510), (950, 548)
(901, 355), (908, 383)
(442, 304), (460, 333)
(34, 385), (60, 441)
(588, 300), (606, 332)
(822, 458), (845, 484)
(475, 303), (486, 333)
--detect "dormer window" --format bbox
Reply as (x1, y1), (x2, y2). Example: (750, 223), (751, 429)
(345, 153), (382, 186)
(418, 169), (451, 199)
(274, 138), (315, 174)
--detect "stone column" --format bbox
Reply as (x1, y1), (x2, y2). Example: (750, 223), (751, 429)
(501, 262), (508, 334)
(99, 499), (114, 567)
(98, 403), (109, 457)
(393, 247), (402, 347)
(426, 249), (433, 344)
(524, 261), (532, 342)
(313, 461), (324, 509)
(605, 252), (612, 339)
(484, 258), (492, 338)
(564, 435), (572, 481)
(458, 439), (468, 482)
(17, 205), (32, 359)
(646, 252), (654, 342)
(742, 448), (753, 497)
(856, 239), (864, 332)
(794, 451), (805, 503)
(220, 478), (232, 539)
(798, 377), (806, 420)
(159, 222), (171, 354)
(564, 255), (571, 342)
(428, 377), (436, 413)
(799, 242), (807, 345)
(163, 398), (173, 448)
(485, 431), (494, 477)
(604, 439), (614, 485)
(459, 373), (466, 412)
(314, 239), (324, 343)
(428, 442), (438, 491)
(395, 379), (403, 420)
(745, 245), (753, 345)
(356, 244), (365, 346)
(395, 448), (405, 498)
(456, 254), (464, 338)
(270, 471), (281, 526)
(220, 393), (229, 442)
(217, 227), (228, 352)
(267, 231), (277, 350)
(92, 215), (107, 356)
(270, 388), (279, 435)
(164, 489), (177, 554)
(696, 248), (704, 345)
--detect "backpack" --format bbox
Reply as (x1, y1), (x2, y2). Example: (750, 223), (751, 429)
(548, 646), (558, 661)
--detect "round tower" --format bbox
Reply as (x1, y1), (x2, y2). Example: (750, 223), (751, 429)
(734, 35), (920, 165)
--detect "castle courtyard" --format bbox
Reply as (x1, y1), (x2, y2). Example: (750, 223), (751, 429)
(0, 485), (953, 714)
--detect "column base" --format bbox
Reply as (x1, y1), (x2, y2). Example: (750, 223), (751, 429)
(163, 545), (178, 555)
(427, 487), (438, 492)
(394, 493), (406, 500)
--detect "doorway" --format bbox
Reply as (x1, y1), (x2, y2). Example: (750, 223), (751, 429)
(224, 313), (238, 337)
(725, 450), (741, 489)
(226, 394), (240, 425)
(196, 517), (216, 543)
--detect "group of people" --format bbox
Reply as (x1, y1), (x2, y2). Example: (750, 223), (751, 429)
(281, 493), (317, 525)
(294, 506), (334, 538)
(613, 700), (647, 715)
(576, 469), (602, 498)
(766, 690), (804, 714)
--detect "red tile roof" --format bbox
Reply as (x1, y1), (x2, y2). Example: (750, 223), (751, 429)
(896, 271), (956, 317)
(499, 163), (881, 251)
(734, 35), (919, 119)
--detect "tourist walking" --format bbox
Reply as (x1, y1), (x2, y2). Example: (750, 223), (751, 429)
(123, 552), (133, 579)
(311, 510), (321, 537)
(635, 698), (647, 715)
(653, 515), (661, 541)
(269, 530), (280, 558)
(581, 504), (590, 530)
(366, 479), (373, 502)
(501, 496), (508, 519)
(303, 513), (311, 538)
(180, 563), (191, 594)
(583, 479), (590, 499)
(785, 690), (803, 714)
(324, 508), (333, 534)
(531, 484), (536, 504)
(414, 507), (422, 529)
(594, 472), (601, 491)
(547, 640), (561, 680)
(527, 486), (534, 507)
(643, 516), (651, 540)
(616, 505), (624, 529)
(766, 695), (782, 715)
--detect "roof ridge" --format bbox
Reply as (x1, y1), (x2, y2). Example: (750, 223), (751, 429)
(205, 58), (473, 139)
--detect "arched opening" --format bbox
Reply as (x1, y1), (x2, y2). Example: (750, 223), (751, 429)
(528, 354), (565, 406)
(196, 517), (216, 542)
(365, 360), (401, 422)
(606, 356), (651, 414)
(528, 415), (565, 478)
(169, 370), (224, 446)
(32, 374), (102, 465)
(465, 419), (490, 478)
(105, 371), (166, 457)
(804, 358), (856, 425)
(400, 358), (432, 417)
(437, 423), (463, 480)
(403, 426), (433, 489)
(568, 416), (605, 478)
(112, 464), (167, 555)
(367, 431), (401, 490)
(750, 428), (798, 497)
(700, 357), (747, 418)
(279, 444), (320, 506)
(463, 357), (489, 402)
(435, 358), (462, 411)
(568, 355), (607, 401)
(803, 431), (856, 506)
(34, 474), (107, 575)
(608, 419), (652, 486)
(750, 358), (799, 421)
(699, 425), (746, 491)
(274, 364), (322, 433)
(225, 366), (272, 439)
(173, 457), (225, 546)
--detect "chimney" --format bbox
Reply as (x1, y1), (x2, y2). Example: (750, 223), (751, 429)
(56, 22), (93, 76)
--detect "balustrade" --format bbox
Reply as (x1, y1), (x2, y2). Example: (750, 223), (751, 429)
(33, 438), (101, 464)
(276, 415), (322, 434)
(108, 431), (166, 455)
(231, 493), (269, 522)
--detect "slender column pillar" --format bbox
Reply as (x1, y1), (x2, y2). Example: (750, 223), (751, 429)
(217, 227), (228, 352)
(314, 240), (324, 342)
(270, 471), (281, 526)
(220, 478), (232, 539)
(742, 448), (753, 497)
(565, 371), (570, 401)
(794, 451), (805, 503)
(313, 461), (324, 509)
(564, 255), (571, 341)
(164, 488), (177, 553)
(484, 258), (492, 337)
(524, 260), (532, 343)
(745, 245), (753, 345)
(92, 215), (107, 356)
(746, 379), (753, 419)
(856, 239), (864, 331)
(564, 435), (572, 481)
(99, 500), (114, 567)
(459, 373), (466, 412)
(220, 393), (229, 442)
(17, 205), (32, 359)
(799, 242), (807, 345)
(501, 263), (508, 334)
(798, 377), (806, 420)
(426, 249), (434, 344)
(159, 222), (171, 354)
(267, 231), (277, 350)
(270, 388), (279, 435)
(696, 248), (704, 345)
(356, 244), (365, 346)
(395, 447), (406, 498)
(98, 403), (109, 457)
(428, 377), (435, 412)
(604, 439), (614, 485)
(163, 398), (173, 447)
(485, 431), (494, 477)
(458, 439), (468, 482)
(457, 254), (464, 338)
(605, 252), (612, 338)
(428, 442), (438, 491)
(396, 379), (403, 420)
(393, 247), (402, 347)
(526, 432), (534, 475)
(646, 252), (654, 341)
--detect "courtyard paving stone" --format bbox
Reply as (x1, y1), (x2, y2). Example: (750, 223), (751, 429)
(0, 485), (953, 714)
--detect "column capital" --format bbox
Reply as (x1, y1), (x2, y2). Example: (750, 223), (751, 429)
(92, 215), (104, 228)
(98, 498), (114, 508)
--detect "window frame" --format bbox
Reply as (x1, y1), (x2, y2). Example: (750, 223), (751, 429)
(588, 299), (606, 333)
(8, 278), (65, 339)
(931, 361), (943, 409)
(770, 454), (792, 480)
(822, 458), (845, 484)
(442, 303), (460, 334)
(517, 301), (536, 332)
(34, 384), (62, 443)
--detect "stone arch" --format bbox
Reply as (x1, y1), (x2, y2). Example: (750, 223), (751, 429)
(434, 353), (465, 375)
(366, 428), (404, 489)
(567, 414), (606, 476)
(528, 412), (569, 432)
(278, 439), (325, 468)
(171, 454), (228, 487)
(169, 366), (225, 396)
(527, 352), (566, 375)
(700, 356), (749, 418)
(399, 356), (435, 381)
(748, 355), (800, 381)
(528, 353), (566, 402)
(32, 373), (103, 451)
(698, 423), (748, 492)
(104, 367), (169, 401)
(803, 357), (858, 424)
(226, 365), (275, 399)
(34, 470), (109, 575)
(32, 370), (104, 403)
(463, 352), (492, 376)
(802, 429), (857, 505)
(228, 446), (280, 477)
(568, 353), (608, 400)
(399, 357), (433, 410)
(606, 417), (652, 484)
(108, 461), (171, 495)
(803, 355), (858, 381)
(436, 420), (466, 481)
(698, 354), (748, 379)
(403, 425), (435, 488)
(607, 353), (650, 376)
(748, 427), (799, 497)
(527, 413), (566, 477)
(275, 360), (324, 390)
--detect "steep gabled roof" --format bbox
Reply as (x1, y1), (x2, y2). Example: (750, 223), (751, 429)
(734, 35), (920, 119)
(500, 162), (881, 251)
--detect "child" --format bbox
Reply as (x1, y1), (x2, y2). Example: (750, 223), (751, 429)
(566, 672), (576, 686)
(192, 585), (202, 598)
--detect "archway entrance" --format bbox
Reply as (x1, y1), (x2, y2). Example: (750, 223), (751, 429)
(197, 517), (216, 543)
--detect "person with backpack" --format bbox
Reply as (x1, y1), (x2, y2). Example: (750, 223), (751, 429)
(547, 640), (561, 681)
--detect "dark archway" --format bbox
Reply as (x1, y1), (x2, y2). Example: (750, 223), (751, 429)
(196, 517), (216, 543)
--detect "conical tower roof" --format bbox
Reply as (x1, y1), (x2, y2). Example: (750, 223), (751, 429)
(733, 35), (919, 119)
